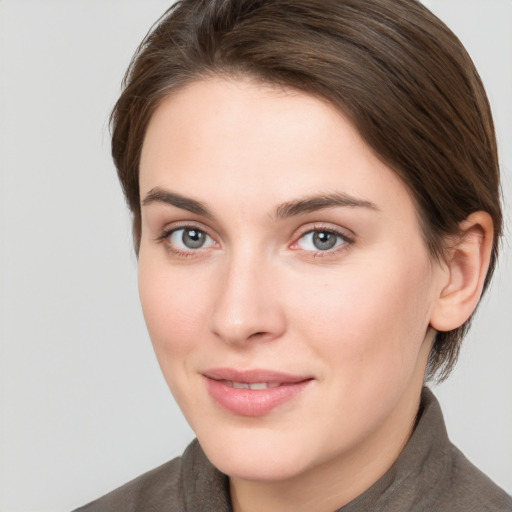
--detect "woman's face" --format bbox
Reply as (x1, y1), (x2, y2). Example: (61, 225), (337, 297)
(138, 78), (445, 483)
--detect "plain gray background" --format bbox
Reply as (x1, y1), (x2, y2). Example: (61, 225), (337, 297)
(0, 1), (510, 511)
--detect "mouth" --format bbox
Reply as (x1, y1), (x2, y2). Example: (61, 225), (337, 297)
(202, 368), (313, 416)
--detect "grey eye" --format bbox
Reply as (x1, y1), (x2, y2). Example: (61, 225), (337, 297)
(169, 228), (214, 250)
(182, 229), (206, 248)
(297, 230), (346, 252)
(312, 231), (338, 250)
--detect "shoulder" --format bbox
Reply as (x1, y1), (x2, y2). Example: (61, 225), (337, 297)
(73, 439), (231, 512)
(343, 388), (512, 512)
(420, 389), (512, 512)
(73, 454), (185, 512)
(433, 444), (512, 512)
(415, 389), (512, 512)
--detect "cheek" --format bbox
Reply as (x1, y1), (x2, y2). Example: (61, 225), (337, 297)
(137, 255), (218, 414)
(137, 256), (212, 358)
(288, 253), (434, 382)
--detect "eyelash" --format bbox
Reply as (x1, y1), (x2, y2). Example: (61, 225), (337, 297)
(156, 223), (217, 257)
(156, 223), (355, 258)
(291, 225), (355, 257)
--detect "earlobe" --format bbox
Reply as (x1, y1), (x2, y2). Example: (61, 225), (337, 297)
(430, 211), (494, 332)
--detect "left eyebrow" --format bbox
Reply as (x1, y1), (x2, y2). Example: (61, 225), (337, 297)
(274, 192), (379, 220)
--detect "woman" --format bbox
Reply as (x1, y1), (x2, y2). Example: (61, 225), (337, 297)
(76, 0), (512, 510)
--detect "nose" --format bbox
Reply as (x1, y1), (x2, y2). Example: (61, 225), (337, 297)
(208, 250), (287, 345)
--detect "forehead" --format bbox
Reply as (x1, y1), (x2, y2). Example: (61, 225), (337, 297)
(139, 77), (414, 221)
(140, 77), (358, 177)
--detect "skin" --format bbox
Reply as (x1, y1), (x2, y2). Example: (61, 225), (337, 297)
(137, 77), (492, 512)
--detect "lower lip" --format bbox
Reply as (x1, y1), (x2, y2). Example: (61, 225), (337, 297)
(205, 378), (312, 416)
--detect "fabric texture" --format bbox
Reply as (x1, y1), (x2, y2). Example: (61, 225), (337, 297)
(74, 388), (512, 512)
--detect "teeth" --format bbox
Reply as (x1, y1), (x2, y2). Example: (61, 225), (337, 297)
(249, 383), (267, 390)
(225, 381), (281, 390)
(232, 382), (249, 389)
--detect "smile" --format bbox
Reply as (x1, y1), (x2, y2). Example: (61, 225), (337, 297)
(203, 368), (313, 416)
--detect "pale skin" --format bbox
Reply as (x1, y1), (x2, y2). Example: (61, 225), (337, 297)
(137, 77), (493, 512)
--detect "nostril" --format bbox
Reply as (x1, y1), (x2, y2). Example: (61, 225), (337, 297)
(248, 331), (267, 339)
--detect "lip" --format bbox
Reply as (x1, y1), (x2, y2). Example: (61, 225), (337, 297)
(203, 368), (313, 416)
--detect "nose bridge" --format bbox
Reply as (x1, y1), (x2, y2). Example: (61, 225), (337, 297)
(209, 243), (285, 344)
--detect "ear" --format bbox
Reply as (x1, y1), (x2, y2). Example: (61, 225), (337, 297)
(430, 211), (494, 332)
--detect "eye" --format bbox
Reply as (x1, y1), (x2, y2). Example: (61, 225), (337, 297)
(167, 227), (215, 251)
(295, 229), (349, 252)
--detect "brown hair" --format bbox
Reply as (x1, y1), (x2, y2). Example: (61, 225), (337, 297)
(110, 0), (502, 380)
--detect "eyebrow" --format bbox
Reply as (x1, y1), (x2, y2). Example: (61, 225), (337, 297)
(274, 192), (378, 220)
(142, 188), (213, 218)
(142, 187), (378, 220)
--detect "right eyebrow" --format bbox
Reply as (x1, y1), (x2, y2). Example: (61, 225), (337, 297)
(141, 187), (213, 218)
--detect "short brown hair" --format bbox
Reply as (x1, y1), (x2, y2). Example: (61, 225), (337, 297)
(110, 0), (502, 380)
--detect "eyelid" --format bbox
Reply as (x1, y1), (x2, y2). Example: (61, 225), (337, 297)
(170, 228), (215, 249)
(156, 220), (215, 240)
(156, 221), (220, 255)
(289, 223), (355, 253)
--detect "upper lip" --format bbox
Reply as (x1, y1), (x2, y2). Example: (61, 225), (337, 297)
(202, 368), (312, 384)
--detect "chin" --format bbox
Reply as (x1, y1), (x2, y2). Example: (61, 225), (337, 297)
(209, 449), (309, 482)
(196, 424), (319, 482)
